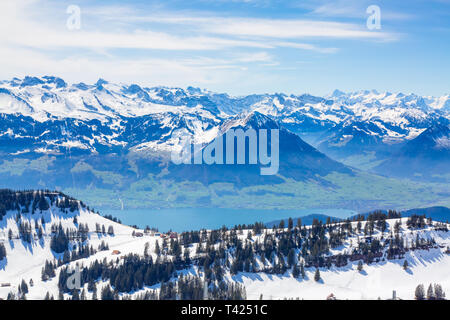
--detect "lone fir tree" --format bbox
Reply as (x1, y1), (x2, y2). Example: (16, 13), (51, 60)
(314, 268), (321, 282)
(357, 261), (363, 272)
(415, 284), (425, 300)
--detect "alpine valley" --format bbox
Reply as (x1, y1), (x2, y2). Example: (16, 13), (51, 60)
(0, 76), (449, 212)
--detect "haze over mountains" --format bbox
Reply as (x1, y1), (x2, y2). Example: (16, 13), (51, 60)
(0, 76), (448, 211)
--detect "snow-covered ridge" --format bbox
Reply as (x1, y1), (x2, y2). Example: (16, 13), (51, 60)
(0, 76), (448, 158)
(0, 76), (221, 123)
(0, 76), (448, 123)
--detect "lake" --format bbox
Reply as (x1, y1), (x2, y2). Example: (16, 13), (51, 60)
(100, 207), (357, 232)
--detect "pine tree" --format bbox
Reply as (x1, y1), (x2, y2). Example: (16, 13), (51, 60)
(20, 279), (29, 294)
(426, 284), (435, 300)
(0, 243), (6, 260)
(38, 196), (49, 212)
(287, 249), (295, 267)
(7, 292), (16, 300)
(434, 284), (445, 300)
(357, 260), (363, 272)
(403, 260), (408, 270)
(415, 284), (425, 300)
(92, 284), (98, 300)
(37, 225), (43, 239)
(144, 242), (150, 258)
(101, 284), (115, 300)
(72, 289), (80, 300)
(314, 268), (321, 282)
(292, 264), (300, 278)
(288, 218), (293, 230)
(107, 225), (114, 235)
(80, 289), (87, 300)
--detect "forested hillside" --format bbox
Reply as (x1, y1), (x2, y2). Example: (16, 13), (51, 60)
(0, 190), (448, 300)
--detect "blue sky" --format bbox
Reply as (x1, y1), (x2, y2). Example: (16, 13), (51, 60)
(1, 0), (449, 96)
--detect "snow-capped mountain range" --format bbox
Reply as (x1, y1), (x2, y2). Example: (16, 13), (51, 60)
(0, 75), (449, 200)
(0, 76), (449, 214)
(0, 76), (448, 159)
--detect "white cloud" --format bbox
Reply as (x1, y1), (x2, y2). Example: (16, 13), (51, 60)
(0, 46), (234, 87)
(0, 1), (401, 95)
(0, 44), (281, 91)
(296, 0), (414, 21)
(113, 14), (397, 40)
(275, 42), (338, 53)
(177, 17), (394, 39)
(0, 1), (394, 56)
(0, 3), (269, 51)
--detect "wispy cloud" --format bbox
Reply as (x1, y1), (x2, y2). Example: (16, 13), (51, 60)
(275, 42), (338, 53)
(1, 1), (397, 54)
(105, 14), (397, 41)
(297, 0), (415, 20)
(0, 4), (270, 51)
(2, 0), (430, 96)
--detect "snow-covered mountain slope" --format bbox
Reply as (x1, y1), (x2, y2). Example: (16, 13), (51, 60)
(309, 91), (448, 157)
(242, 248), (450, 300)
(402, 119), (450, 155)
(373, 120), (450, 180)
(0, 76), (222, 122)
(226, 89), (449, 146)
(0, 190), (138, 299)
(240, 219), (450, 300)
(165, 112), (352, 186)
(0, 76), (224, 158)
(1, 190), (449, 300)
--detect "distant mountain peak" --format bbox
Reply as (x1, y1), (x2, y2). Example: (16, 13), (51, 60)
(220, 111), (280, 133)
(331, 89), (346, 97)
(20, 76), (45, 87)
